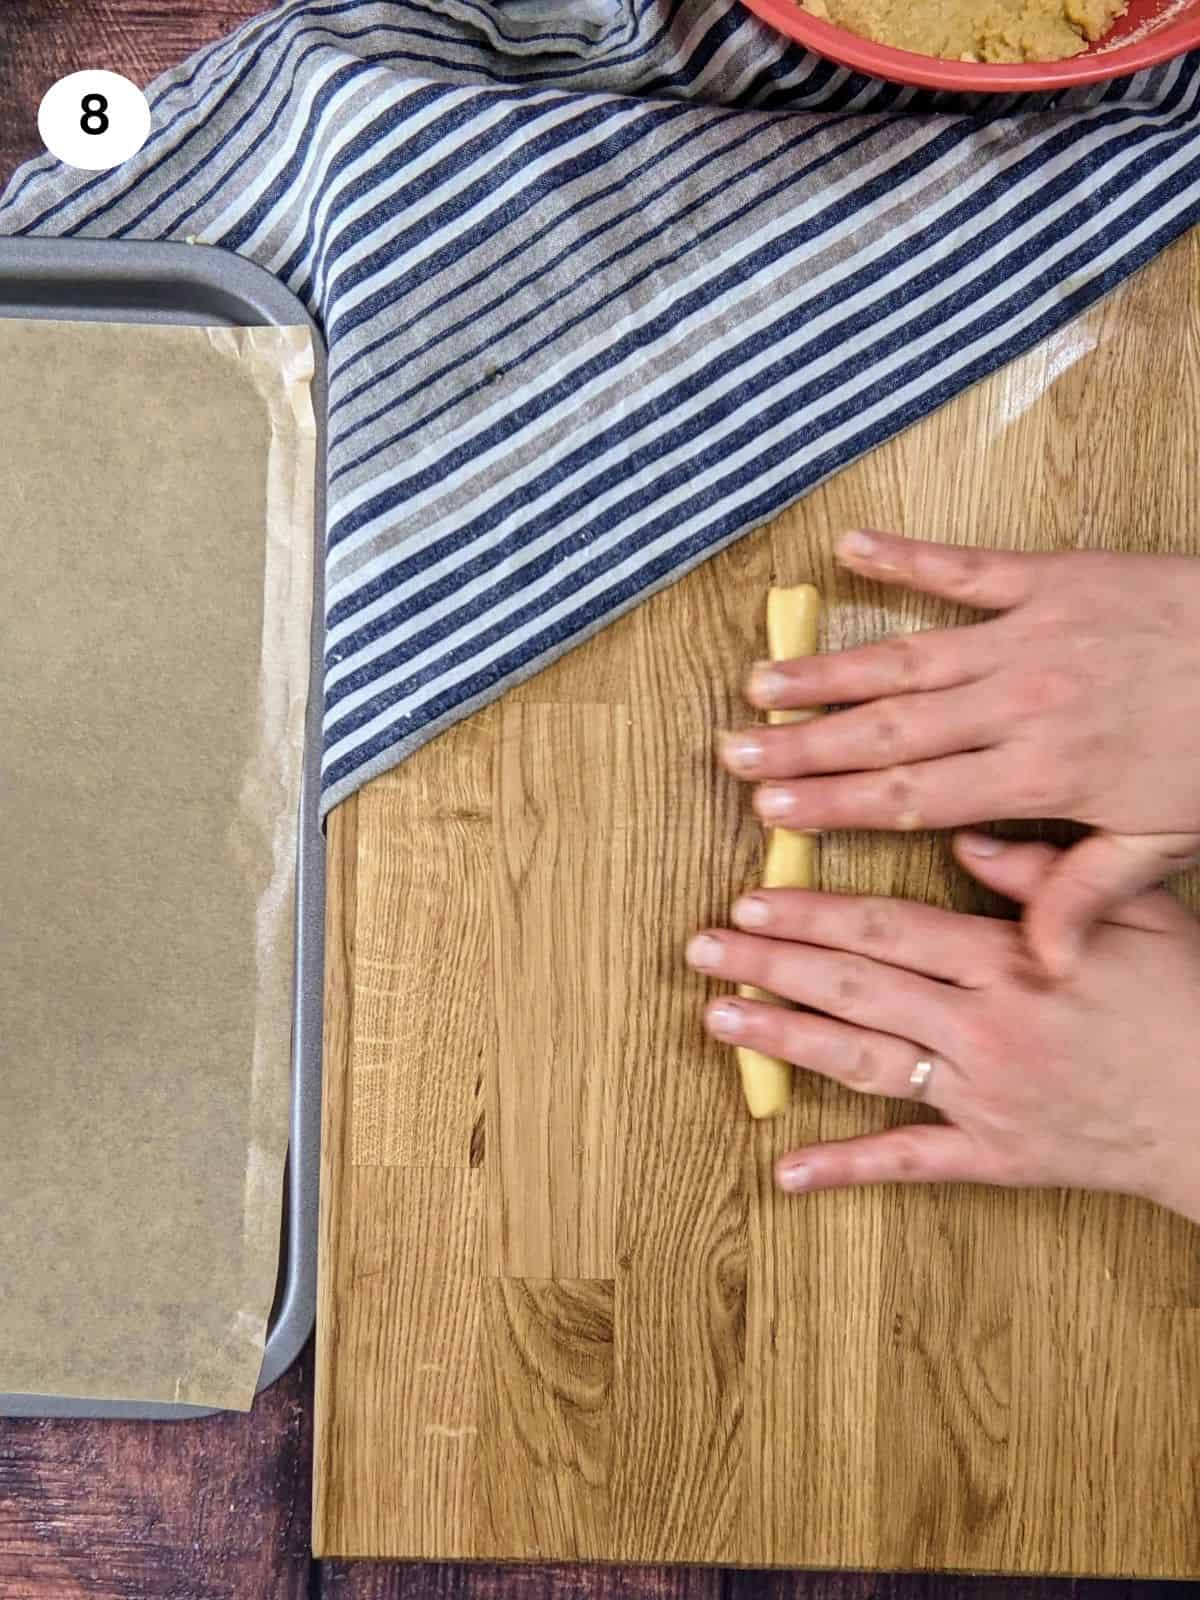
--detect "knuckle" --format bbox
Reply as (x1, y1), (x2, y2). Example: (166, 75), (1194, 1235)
(843, 1043), (885, 1094)
(855, 898), (896, 950)
(954, 1010), (999, 1062)
(836, 972), (863, 1005)
(935, 547), (990, 605)
(877, 765), (922, 828)
(866, 710), (907, 762)
(876, 1128), (929, 1183)
(880, 635), (923, 691)
(832, 953), (872, 1007)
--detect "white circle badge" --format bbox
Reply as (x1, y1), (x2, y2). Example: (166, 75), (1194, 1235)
(38, 70), (152, 172)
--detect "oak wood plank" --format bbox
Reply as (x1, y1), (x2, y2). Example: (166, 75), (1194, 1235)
(489, 703), (628, 1280)
(315, 1166), (484, 1560)
(604, 549), (771, 1565)
(317, 804), (484, 1561)
(352, 719), (494, 1169)
(475, 1279), (615, 1558)
(315, 233), (1200, 1574)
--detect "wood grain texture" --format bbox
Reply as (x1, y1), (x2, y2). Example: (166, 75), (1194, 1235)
(352, 720), (493, 1169)
(2, 4), (1188, 1599)
(476, 1279), (615, 1558)
(608, 540), (765, 1568)
(0, 1344), (313, 1600)
(321, 1572), (1186, 1600)
(0, 0), (265, 188)
(316, 230), (1200, 1576)
(0, 10), (317, 1600)
(490, 703), (627, 1279)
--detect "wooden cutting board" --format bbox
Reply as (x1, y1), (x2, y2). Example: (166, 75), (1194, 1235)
(313, 231), (1200, 1575)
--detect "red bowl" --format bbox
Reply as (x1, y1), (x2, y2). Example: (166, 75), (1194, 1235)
(741, 0), (1200, 90)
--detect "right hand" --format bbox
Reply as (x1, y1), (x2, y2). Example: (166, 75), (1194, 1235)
(720, 532), (1200, 977)
(689, 835), (1200, 1225)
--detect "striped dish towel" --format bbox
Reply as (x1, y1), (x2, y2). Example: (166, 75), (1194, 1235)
(3, 2), (1197, 812)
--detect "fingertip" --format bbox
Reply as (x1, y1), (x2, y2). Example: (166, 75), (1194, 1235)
(705, 997), (747, 1040)
(745, 661), (786, 706)
(686, 932), (725, 972)
(775, 1154), (813, 1193)
(952, 830), (1013, 890)
(955, 829), (1004, 859)
(754, 784), (796, 824)
(731, 892), (771, 929)
(837, 529), (876, 560)
(952, 832), (1060, 902)
(718, 729), (765, 775)
(836, 529), (897, 570)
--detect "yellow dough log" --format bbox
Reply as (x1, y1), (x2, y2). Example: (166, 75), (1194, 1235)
(736, 584), (821, 1120)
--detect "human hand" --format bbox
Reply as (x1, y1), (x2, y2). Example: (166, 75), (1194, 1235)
(719, 533), (1200, 976)
(686, 834), (1200, 1224)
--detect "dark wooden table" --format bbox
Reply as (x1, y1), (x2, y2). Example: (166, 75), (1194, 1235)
(0, 4), (1187, 1597)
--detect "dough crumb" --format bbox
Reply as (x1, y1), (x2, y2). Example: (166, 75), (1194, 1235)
(798, 0), (1126, 61)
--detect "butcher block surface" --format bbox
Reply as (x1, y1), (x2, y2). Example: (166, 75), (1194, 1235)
(314, 231), (1200, 1577)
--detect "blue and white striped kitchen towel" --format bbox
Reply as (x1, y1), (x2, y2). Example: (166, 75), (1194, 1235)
(3, 1), (1197, 811)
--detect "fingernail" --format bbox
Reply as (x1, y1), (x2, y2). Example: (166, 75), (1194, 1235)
(732, 893), (771, 928)
(776, 1158), (811, 1193)
(719, 731), (765, 774)
(838, 530), (877, 561)
(747, 662), (786, 703)
(707, 999), (746, 1040)
(686, 934), (725, 972)
(960, 831), (1003, 857)
(756, 785), (794, 822)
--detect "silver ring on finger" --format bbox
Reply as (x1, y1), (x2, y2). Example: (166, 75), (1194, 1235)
(908, 1056), (937, 1101)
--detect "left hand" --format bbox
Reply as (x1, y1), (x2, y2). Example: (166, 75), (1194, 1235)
(686, 834), (1200, 1223)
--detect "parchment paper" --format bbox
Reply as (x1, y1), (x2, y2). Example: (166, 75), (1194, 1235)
(0, 319), (315, 1410)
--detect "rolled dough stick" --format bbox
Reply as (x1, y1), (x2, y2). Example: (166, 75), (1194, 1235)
(736, 584), (821, 1120)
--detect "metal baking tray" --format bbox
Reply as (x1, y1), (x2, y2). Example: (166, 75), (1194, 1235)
(0, 239), (325, 1420)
